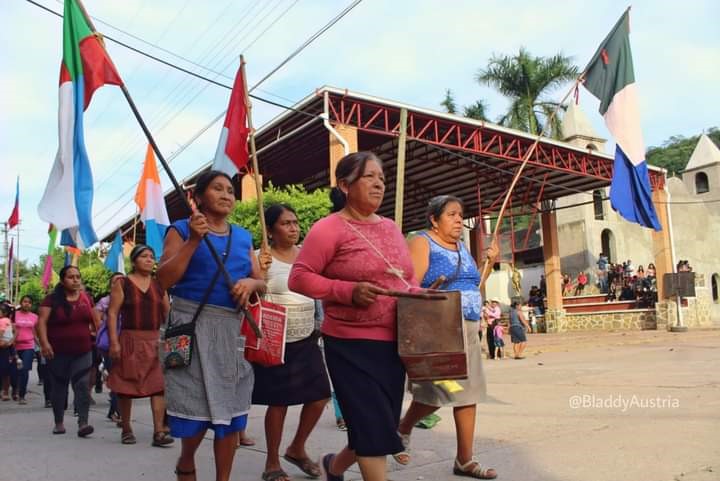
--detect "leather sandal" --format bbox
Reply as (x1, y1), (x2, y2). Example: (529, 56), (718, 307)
(453, 459), (497, 479)
(175, 466), (196, 481)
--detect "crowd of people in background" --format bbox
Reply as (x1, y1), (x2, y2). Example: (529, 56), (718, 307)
(596, 254), (659, 306)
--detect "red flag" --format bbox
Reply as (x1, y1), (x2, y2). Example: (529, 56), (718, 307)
(211, 66), (250, 175)
(7, 177), (19, 229)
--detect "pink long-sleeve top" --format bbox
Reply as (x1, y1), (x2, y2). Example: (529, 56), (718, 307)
(288, 213), (416, 341)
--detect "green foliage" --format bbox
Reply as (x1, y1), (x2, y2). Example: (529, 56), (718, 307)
(463, 100), (489, 121)
(79, 263), (112, 300)
(646, 127), (720, 177)
(441, 89), (458, 114)
(229, 184), (332, 248)
(477, 47), (578, 138)
(18, 278), (45, 308)
(440, 89), (488, 121)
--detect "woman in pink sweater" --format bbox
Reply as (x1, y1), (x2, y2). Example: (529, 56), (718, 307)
(289, 152), (416, 481)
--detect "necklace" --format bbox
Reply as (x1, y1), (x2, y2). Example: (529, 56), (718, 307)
(208, 223), (229, 235)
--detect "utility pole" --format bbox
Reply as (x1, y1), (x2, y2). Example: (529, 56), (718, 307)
(2, 222), (7, 298)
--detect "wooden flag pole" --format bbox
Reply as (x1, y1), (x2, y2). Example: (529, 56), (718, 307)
(240, 55), (269, 251)
(480, 77), (583, 282)
(74, 0), (261, 337)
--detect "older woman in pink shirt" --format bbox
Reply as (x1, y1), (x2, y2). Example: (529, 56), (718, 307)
(289, 152), (416, 481)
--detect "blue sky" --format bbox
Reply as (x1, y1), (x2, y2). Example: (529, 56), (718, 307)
(1, 0), (718, 263)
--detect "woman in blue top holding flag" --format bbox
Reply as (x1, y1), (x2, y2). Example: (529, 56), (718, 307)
(158, 170), (267, 481)
(397, 195), (499, 479)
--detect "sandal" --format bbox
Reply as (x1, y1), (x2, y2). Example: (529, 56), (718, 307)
(319, 454), (344, 481)
(121, 431), (137, 444)
(152, 431), (175, 447)
(261, 469), (290, 481)
(52, 426), (66, 435)
(77, 424), (94, 438)
(392, 432), (411, 465)
(453, 459), (497, 479)
(336, 419), (347, 431)
(283, 453), (321, 477)
(1, 392), (9, 401)
(175, 466), (196, 481)
(237, 435), (256, 447)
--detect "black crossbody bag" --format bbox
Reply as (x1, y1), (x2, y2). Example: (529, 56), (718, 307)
(162, 229), (232, 369)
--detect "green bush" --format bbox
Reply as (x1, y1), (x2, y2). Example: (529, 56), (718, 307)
(18, 278), (46, 308)
(229, 184), (331, 248)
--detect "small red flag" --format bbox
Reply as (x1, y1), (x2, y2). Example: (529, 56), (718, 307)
(7, 177), (19, 229)
(212, 66), (250, 175)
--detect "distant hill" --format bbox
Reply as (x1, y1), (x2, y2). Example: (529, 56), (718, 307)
(646, 127), (720, 176)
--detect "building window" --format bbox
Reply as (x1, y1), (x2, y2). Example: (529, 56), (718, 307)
(601, 229), (615, 263)
(593, 190), (605, 220)
(695, 172), (709, 194)
(712, 274), (719, 304)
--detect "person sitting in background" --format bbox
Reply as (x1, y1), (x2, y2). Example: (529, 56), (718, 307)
(636, 265), (645, 280)
(619, 280), (635, 301)
(646, 263), (656, 278)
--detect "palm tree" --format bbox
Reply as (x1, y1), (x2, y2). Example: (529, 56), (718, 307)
(477, 47), (578, 138)
(440, 90), (489, 121)
(463, 100), (488, 121)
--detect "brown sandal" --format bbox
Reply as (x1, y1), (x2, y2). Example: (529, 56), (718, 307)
(121, 431), (137, 444)
(175, 466), (196, 481)
(283, 454), (321, 477)
(152, 431), (175, 447)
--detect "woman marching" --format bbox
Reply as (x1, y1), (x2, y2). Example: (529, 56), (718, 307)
(13, 295), (38, 405)
(107, 245), (173, 446)
(397, 195), (499, 479)
(157, 170), (266, 481)
(253, 204), (331, 481)
(37, 265), (100, 437)
(289, 152), (416, 481)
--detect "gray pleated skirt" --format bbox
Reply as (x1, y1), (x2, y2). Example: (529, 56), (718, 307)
(162, 297), (254, 425)
(409, 320), (487, 407)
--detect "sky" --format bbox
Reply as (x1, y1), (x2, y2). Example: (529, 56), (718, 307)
(1, 0), (718, 264)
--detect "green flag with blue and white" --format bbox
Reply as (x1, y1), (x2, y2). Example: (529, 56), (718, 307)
(582, 9), (661, 231)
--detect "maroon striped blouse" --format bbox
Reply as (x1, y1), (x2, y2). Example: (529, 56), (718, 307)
(120, 277), (166, 331)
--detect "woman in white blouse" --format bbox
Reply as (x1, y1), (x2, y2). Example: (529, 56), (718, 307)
(253, 204), (331, 481)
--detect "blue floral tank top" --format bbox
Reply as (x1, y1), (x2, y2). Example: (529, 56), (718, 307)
(419, 232), (482, 321)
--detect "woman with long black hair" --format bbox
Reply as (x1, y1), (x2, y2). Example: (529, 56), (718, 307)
(37, 265), (100, 437)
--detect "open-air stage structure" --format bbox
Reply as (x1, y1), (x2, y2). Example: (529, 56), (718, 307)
(107, 86), (679, 332)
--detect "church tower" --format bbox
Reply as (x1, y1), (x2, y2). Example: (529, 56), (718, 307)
(561, 101), (607, 153)
(681, 134), (720, 202)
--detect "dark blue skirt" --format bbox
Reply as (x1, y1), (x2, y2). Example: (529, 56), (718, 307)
(510, 325), (527, 343)
(323, 335), (405, 457)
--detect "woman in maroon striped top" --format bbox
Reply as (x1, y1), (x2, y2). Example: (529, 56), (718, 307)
(108, 244), (173, 447)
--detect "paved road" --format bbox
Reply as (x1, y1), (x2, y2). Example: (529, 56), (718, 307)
(1, 329), (718, 481)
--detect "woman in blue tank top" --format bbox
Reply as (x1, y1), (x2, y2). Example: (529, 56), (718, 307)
(397, 195), (499, 479)
(157, 171), (267, 481)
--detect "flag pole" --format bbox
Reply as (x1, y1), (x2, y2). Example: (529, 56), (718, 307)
(239, 55), (269, 250)
(14, 226), (20, 303)
(480, 77), (583, 282)
(74, 0), (261, 337)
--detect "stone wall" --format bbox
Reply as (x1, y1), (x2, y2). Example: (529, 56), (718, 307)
(655, 273), (715, 330)
(558, 309), (657, 332)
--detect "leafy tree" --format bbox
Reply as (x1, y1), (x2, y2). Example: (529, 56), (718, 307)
(18, 278), (45, 308)
(441, 89), (458, 114)
(646, 127), (720, 176)
(463, 100), (489, 121)
(477, 47), (578, 138)
(229, 184), (332, 248)
(80, 263), (112, 300)
(440, 90), (489, 121)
